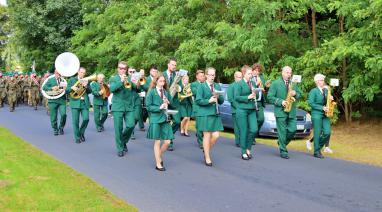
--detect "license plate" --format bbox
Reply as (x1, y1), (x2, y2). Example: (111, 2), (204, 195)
(297, 125), (305, 130)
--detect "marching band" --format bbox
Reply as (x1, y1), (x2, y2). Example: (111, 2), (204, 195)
(0, 53), (338, 171)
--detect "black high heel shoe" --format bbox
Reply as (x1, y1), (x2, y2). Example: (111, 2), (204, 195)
(155, 166), (166, 171)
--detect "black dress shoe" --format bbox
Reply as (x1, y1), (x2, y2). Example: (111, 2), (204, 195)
(100, 126), (104, 131)
(184, 133), (190, 137)
(247, 153), (253, 159)
(314, 153), (324, 159)
(118, 151), (125, 157)
(123, 145), (128, 153)
(131, 135), (136, 140)
(180, 132), (185, 136)
(75, 139), (81, 144)
(280, 155), (290, 159)
(168, 146), (174, 151)
(205, 161), (212, 166)
(80, 135), (85, 142)
(59, 129), (64, 135)
(155, 166), (166, 171)
(242, 154), (249, 160)
(54, 132), (59, 136)
(235, 143), (240, 147)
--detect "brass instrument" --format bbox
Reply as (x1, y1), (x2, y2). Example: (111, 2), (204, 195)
(70, 74), (97, 99)
(169, 69), (188, 97)
(121, 74), (131, 89)
(178, 83), (193, 102)
(41, 52), (79, 99)
(100, 83), (110, 99)
(250, 81), (259, 111)
(139, 76), (146, 86)
(284, 81), (296, 113)
(325, 85), (336, 118)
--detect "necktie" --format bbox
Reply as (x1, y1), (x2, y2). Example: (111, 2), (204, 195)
(322, 88), (327, 104)
(247, 80), (251, 89)
(285, 80), (289, 90)
(160, 89), (164, 99)
(169, 73), (172, 84)
(57, 78), (61, 86)
(210, 83), (214, 92)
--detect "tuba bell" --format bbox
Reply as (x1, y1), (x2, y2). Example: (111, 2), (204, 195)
(41, 52), (79, 99)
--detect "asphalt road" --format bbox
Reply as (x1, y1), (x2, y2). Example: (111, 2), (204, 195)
(1, 105), (381, 212)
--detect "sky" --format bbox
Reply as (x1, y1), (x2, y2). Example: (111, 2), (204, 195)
(0, 0), (6, 6)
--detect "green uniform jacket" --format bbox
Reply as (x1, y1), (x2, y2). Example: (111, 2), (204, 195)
(66, 77), (92, 109)
(190, 81), (201, 116)
(145, 88), (173, 124)
(42, 76), (66, 105)
(163, 70), (180, 108)
(109, 75), (138, 112)
(227, 82), (239, 113)
(267, 78), (301, 118)
(195, 82), (224, 117)
(308, 87), (327, 117)
(234, 79), (256, 110)
(90, 82), (108, 106)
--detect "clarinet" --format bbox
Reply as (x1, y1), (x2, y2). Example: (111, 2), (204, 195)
(251, 79), (259, 111)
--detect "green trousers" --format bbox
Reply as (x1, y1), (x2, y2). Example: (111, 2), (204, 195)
(276, 116), (297, 156)
(48, 102), (67, 133)
(236, 108), (258, 154)
(113, 111), (135, 152)
(134, 104), (145, 129)
(312, 115), (331, 155)
(169, 112), (181, 148)
(232, 113), (240, 145)
(256, 106), (265, 136)
(71, 102), (89, 141)
(194, 116), (203, 146)
(94, 105), (108, 131)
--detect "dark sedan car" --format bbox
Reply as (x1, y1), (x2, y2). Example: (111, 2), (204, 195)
(218, 84), (312, 138)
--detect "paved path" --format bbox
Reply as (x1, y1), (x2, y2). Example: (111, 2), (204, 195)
(1, 106), (381, 212)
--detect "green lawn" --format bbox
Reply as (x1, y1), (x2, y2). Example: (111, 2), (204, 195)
(0, 127), (137, 211)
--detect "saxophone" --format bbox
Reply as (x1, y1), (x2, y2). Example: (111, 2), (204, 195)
(284, 81), (295, 113)
(169, 70), (188, 97)
(325, 85), (336, 118)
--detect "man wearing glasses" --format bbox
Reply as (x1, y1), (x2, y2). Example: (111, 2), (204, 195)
(109, 61), (140, 157)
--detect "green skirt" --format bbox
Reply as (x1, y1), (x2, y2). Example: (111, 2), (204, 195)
(179, 102), (193, 118)
(147, 121), (175, 140)
(196, 115), (224, 132)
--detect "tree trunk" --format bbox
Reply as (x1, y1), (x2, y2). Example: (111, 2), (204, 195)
(339, 16), (351, 123)
(311, 9), (318, 48)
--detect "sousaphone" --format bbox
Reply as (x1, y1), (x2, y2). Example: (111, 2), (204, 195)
(41, 52), (80, 99)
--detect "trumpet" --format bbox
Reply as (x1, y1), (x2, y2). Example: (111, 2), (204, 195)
(139, 76), (146, 86)
(250, 81), (259, 111)
(121, 74), (131, 89)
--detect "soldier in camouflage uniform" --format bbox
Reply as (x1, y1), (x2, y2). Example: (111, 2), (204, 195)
(23, 75), (31, 105)
(0, 73), (7, 107)
(5, 76), (18, 112)
(29, 73), (40, 110)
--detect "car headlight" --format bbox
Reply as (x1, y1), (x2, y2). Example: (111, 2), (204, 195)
(265, 112), (276, 121)
(306, 113), (311, 122)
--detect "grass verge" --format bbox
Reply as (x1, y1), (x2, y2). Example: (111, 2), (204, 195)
(0, 127), (137, 211)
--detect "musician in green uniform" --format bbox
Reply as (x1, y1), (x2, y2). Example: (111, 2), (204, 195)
(234, 67), (259, 160)
(90, 73), (109, 132)
(0, 72), (6, 107)
(23, 75), (31, 105)
(195, 67), (224, 166)
(110, 61), (140, 157)
(162, 58), (181, 151)
(267, 66), (301, 159)
(308, 74), (332, 159)
(66, 67), (92, 143)
(227, 71), (242, 147)
(141, 65), (159, 123)
(5, 75), (18, 112)
(190, 70), (205, 149)
(42, 70), (67, 136)
(251, 63), (268, 145)
(29, 72), (40, 110)
(179, 75), (193, 137)
(146, 73), (175, 171)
